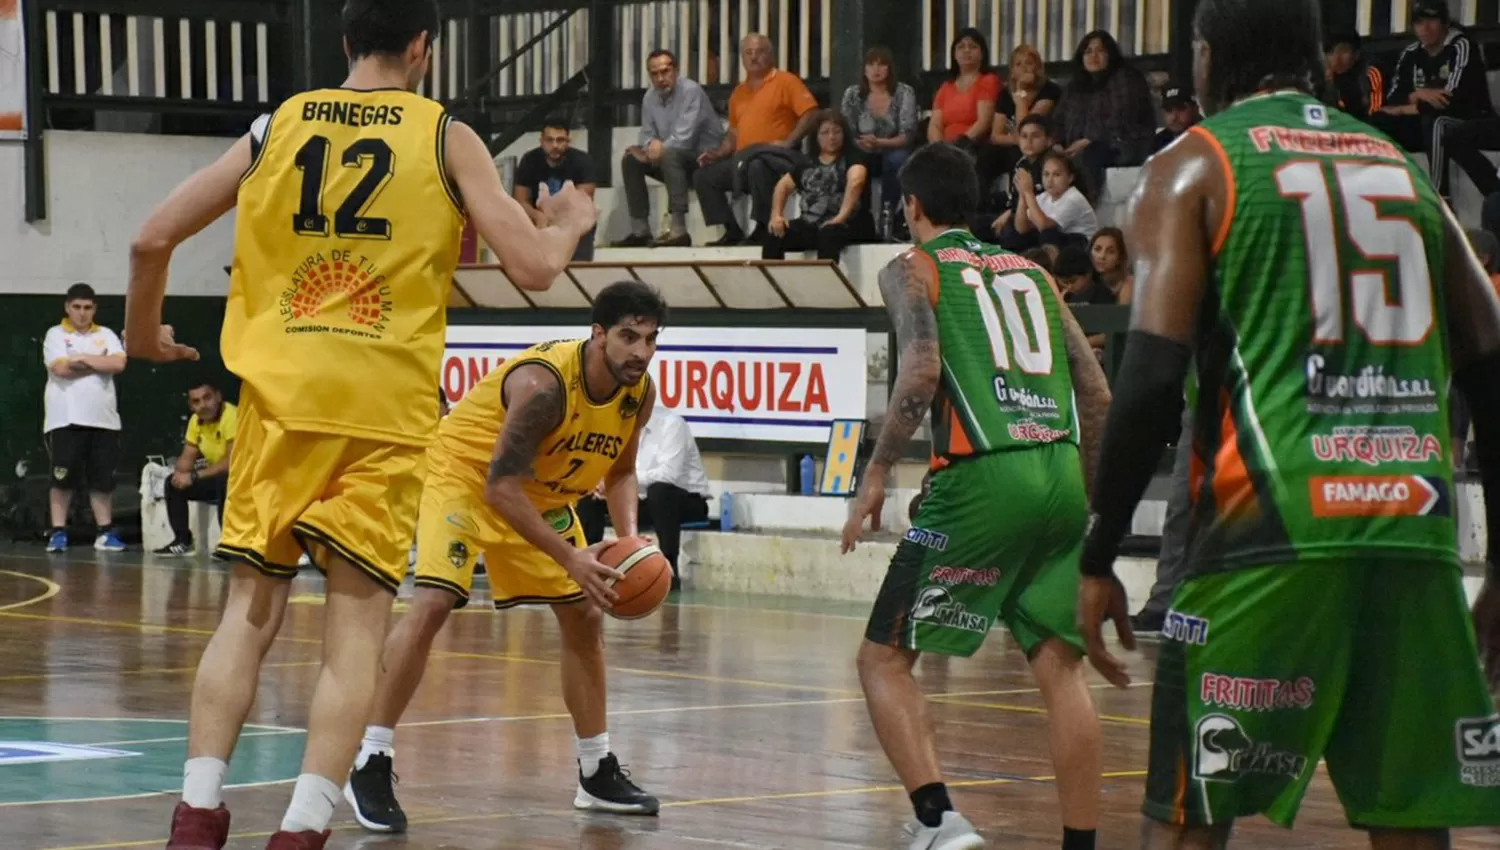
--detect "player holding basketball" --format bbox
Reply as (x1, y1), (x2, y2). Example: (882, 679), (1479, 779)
(344, 281), (666, 833)
(124, 1), (596, 848)
(1076, 0), (1500, 846)
(842, 142), (1113, 850)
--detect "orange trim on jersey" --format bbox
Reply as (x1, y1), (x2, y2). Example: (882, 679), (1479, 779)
(908, 247), (942, 307)
(1188, 126), (1236, 257)
(1187, 436), (1205, 508)
(1211, 390), (1257, 520)
(947, 406), (975, 457)
(1173, 753), (1189, 825)
(1367, 67), (1385, 113)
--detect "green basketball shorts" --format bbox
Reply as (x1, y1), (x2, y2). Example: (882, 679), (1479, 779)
(1144, 559), (1500, 829)
(864, 443), (1088, 658)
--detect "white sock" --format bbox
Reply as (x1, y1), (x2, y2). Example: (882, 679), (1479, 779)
(182, 756), (228, 809)
(576, 732), (610, 778)
(355, 725), (395, 770)
(280, 773), (341, 834)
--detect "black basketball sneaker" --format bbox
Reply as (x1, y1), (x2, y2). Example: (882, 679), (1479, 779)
(344, 753), (407, 833)
(573, 754), (660, 815)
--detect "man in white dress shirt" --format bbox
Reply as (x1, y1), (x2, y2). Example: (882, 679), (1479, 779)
(578, 405), (710, 589)
(42, 283), (128, 552)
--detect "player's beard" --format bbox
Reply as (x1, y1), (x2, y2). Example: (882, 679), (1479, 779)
(605, 351), (648, 387)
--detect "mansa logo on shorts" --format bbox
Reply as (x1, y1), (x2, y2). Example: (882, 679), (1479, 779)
(1194, 714), (1307, 783)
(911, 587), (989, 634)
(1456, 715), (1500, 787)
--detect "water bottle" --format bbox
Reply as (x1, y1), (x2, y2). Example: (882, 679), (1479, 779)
(719, 492), (734, 531)
(800, 454), (816, 496)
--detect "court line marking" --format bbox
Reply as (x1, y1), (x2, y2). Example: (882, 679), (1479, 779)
(929, 695), (1152, 726)
(0, 778), (295, 810)
(34, 770), (1150, 850)
(0, 659), (323, 684)
(0, 569), (60, 612)
(2, 683), (1150, 753)
(0, 716), (302, 732)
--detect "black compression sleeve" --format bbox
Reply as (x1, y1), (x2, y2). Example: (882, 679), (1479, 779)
(1453, 348), (1500, 573)
(1080, 330), (1193, 578)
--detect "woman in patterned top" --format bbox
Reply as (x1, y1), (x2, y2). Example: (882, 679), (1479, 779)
(839, 46), (918, 229)
(763, 110), (874, 261)
(1052, 30), (1157, 202)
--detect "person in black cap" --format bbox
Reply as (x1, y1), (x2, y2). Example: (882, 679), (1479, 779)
(1323, 30), (1385, 117)
(1152, 84), (1201, 153)
(1372, 0), (1495, 198)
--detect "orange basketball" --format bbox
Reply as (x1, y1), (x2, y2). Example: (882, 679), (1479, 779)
(600, 536), (672, 620)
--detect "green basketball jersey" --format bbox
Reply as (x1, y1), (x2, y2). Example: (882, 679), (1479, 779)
(916, 229), (1079, 463)
(1186, 91), (1455, 575)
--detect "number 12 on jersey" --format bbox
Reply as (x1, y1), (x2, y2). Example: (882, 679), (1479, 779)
(1276, 161), (1434, 347)
(960, 268), (1055, 375)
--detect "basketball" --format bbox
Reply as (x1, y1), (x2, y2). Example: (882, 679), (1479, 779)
(600, 536), (672, 620)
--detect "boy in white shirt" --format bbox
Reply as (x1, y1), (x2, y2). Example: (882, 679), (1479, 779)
(42, 283), (128, 552)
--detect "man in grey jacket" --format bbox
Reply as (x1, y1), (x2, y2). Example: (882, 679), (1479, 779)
(615, 49), (724, 247)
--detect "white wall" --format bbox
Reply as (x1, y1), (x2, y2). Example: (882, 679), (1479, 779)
(1, 131), (238, 296)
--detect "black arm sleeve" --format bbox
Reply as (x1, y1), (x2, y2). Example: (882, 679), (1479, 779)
(1080, 330), (1193, 577)
(1452, 348), (1500, 577)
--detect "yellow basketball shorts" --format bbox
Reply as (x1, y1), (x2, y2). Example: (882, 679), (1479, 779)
(413, 465), (586, 609)
(215, 390), (426, 593)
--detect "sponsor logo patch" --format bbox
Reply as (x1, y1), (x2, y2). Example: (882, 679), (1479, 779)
(1163, 610), (1210, 645)
(1200, 674), (1315, 712)
(1195, 714), (1308, 782)
(929, 566), (1001, 587)
(911, 587), (990, 634)
(542, 506), (574, 533)
(446, 540), (469, 569)
(1456, 715), (1500, 787)
(1304, 355), (1439, 416)
(903, 527), (949, 552)
(1309, 425), (1443, 468)
(1309, 475), (1447, 517)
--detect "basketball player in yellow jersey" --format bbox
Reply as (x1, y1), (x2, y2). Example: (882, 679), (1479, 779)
(340, 282), (667, 833)
(123, 1), (597, 847)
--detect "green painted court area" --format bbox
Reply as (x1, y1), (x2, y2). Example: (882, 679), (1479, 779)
(0, 718), (304, 804)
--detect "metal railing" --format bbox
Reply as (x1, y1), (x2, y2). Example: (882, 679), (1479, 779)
(37, 5), (279, 107)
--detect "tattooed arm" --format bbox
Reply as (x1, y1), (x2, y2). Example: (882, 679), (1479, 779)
(869, 251), (942, 476)
(1045, 273), (1112, 497)
(485, 364), (574, 566)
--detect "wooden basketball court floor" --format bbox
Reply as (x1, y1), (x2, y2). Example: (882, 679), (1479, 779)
(1, 548), (1496, 850)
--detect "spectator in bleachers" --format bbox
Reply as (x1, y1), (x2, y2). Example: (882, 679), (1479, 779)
(1022, 245), (1059, 272)
(578, 405), (710, 590)
(1053, 30), (1157, 201)
(1152, 83), (1201, 153)
(976, 113), (1051, 245)
(513, 121), (599, 260)
(1053, 245), (1112, 358)
(1324, 31), (1385, 117)
(927, 29), (1001, 146)
(1372, 1), (1495, 200)
(1468, 227), (1500, 294)
(1007, 150), (1097, 251)
(43, 283), (127, 553)
(155, 380), (236, 557)
(928, 29), (1006, 209)
(694, 33), (821, 247)
(615, 49), (725, 248)
(764, 110), (874, 261)
(1089, 227), (1134, 304)
(991, 45), (1061, 154)
(839, 46), (918, 232)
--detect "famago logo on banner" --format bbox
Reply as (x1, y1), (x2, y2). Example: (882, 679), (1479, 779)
(442, 325), (868, 442)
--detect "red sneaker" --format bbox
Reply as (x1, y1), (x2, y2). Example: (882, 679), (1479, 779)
(165, 801), (231, 850)
(264, 830), (330, 850)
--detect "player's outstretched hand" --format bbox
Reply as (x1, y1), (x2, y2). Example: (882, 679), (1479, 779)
(1078, 574), (1135, 688)
(536, 181), (599, 235)
(129, 324), (200, 363)
(564, 540), (625, 611)
(840, 480), (886, 554)
(1474, 572), (1500, 691)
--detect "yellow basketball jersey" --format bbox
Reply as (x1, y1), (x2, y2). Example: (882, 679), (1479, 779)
(435, 339), (651, 510)
(227, 88), (465, 446)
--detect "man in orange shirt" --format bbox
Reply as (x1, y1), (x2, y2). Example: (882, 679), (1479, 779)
(693, 33), (820, 246)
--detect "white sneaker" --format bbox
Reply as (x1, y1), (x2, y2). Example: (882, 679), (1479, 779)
(904, 811), (985, 850)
